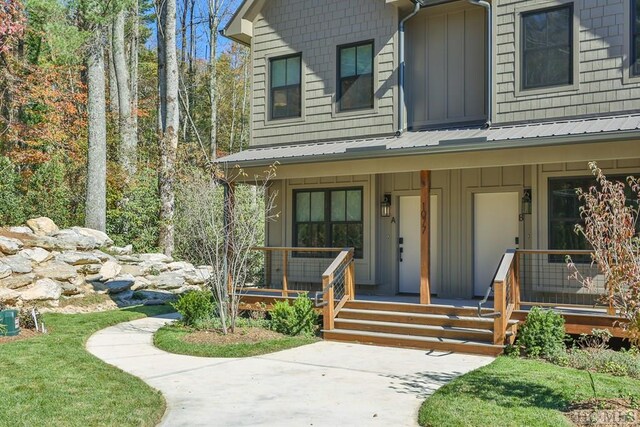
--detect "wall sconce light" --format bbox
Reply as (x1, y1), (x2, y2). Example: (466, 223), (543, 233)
(521, 188), (532, 215)
(381, 194), (392, 217)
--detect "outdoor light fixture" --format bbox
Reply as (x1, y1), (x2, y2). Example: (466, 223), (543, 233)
(381, 194), (392, 217)
(521, 188), (532, 215)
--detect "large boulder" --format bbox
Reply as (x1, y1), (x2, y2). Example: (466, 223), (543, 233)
(0, 255), (33, 274)
(0, 287), (20, 305)
(130, 276), (151, 291)
(0, 273), (36, 290)
(25, 235), (64, 251)
(19, 278), (62, 301)
(141, 262), (169, 275)
(120, 264), (144, 277)
(108, 245), (133, 256)
(149, 272), (185, 290)
(76, 263), (102, 275)
(0, 236), (23, 255)
(34, 261), (77, 281)
(8, 226), (33, 234)
(58, 251), (102, 266)
(185, 267), (212, 285)
(61, 276), (85, 296)
(104, 275), (135, 294)
(91, 250), (116, 263)
(52, 230), (99, 251)
(99, 260), (121, 281)
(0, 264), (11, 280)
(139, 253), (172, 264)
(26, 217), (59, 236)
(71, 227), (114, 248)
(19, 247), (52, 264)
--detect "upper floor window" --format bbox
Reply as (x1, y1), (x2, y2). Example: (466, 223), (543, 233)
(521, 5), (573, 90)
(633, 0), (640, 76)
(270, 54), (301, 119)
(338, 41), (374, 111)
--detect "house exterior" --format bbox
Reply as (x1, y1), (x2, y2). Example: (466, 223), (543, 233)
(220, 0), (640, 302)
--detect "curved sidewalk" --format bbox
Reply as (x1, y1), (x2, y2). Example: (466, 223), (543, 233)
(86, 315), (494, 427)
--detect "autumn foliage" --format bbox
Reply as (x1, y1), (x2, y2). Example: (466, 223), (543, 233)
(568, 162), (640, 346)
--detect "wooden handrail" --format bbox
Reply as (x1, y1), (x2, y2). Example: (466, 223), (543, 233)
(252, 246), (344, 252)
(516, 249), (593, 255)
(320, 248), (355, 331)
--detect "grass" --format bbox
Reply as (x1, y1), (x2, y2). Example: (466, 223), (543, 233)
(0, 304), (174, 427)
(154, 323), (318, 358)
(58, 293), (112, 307)
(418, 356), (640, 427)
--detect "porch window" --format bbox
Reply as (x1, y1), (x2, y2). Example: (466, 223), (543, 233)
(548, 176), (637, 261)
(270, 54), (301, 119)
(633, 0), (640, 76)
(337, 41), (374, 111)
(294, 188), (363, 258)
(521, 5), (573, 89)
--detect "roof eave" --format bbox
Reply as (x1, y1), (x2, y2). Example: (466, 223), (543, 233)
(217, 131), (640, 169)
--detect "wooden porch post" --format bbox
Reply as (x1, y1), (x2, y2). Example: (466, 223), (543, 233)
(420, 170), (431, 305)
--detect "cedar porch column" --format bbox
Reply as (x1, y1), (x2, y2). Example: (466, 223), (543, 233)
(420, 170), (431, 305)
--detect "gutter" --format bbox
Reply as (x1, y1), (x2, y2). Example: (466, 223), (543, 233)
(468, 0), (492, 128)
(218, 131), (640, 168)
(397, 1), (422, 136)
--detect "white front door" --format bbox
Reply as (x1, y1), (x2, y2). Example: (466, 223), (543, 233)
(399, 195), (438, 294)
(473, 192), (519, 296)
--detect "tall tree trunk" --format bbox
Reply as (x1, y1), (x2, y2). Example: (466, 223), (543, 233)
(112, 8), (137, 177)
(156, 0), (167, 134)
(208, 0), (220, 160)
(85, 28), (107, 232)
(107, 25), (119, 114)
(159, 0), (179, 256)
(130, 0), (139, 154)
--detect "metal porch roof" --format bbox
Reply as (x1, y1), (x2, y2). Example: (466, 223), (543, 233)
(217, 113), (640, 166)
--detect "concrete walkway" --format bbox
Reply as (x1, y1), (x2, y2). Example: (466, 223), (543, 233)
(86, 315), (494, 427)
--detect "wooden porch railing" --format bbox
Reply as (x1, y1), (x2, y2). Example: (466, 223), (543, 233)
(250, 246), (345, 297)
(485, 248), (611, 345)
(315, 248), (355, 331)
(491, 250), (518, 345)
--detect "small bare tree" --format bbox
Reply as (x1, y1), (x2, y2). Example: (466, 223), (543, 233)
(567, 162), (640, 345)
(175, 165), (278, 334)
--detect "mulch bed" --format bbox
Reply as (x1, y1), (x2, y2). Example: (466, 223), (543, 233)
(0, 328), (40, 344)
(566, 398), (640, 426)
(183, 327), (285, 345)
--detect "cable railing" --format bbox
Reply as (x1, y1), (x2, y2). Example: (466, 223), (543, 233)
(314, 248), (355, 331)
(479, 248), (612, 345)
(249, 247), (344, 297)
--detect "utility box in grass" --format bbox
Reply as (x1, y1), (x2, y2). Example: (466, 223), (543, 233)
(0, 310), (20, 337)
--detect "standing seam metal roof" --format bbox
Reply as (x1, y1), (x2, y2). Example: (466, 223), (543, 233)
(217, 113), (640, 165)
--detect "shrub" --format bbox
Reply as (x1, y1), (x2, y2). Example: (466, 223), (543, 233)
(517, 307), (566, 358)
(172, 290), (215, 328)
(270, 293), (318, 337)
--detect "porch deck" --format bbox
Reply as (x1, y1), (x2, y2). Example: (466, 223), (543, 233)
(240, 246), (628, 356)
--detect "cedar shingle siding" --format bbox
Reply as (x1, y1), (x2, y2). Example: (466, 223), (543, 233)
(251, 0), (398, 146)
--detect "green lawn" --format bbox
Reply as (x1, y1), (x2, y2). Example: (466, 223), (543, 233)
(154, 323), (318, 358)
(419, 356), (640, 427)
(0, 305), (174, 427)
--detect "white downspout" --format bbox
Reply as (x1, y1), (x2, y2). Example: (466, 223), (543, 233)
(468, 0), (492, 128)
(397, 1), (421, 136)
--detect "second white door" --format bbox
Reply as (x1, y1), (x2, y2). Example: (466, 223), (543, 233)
(473, 192), (519, 296)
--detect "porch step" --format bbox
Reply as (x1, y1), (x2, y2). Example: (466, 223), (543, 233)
(345, 300), (494, 317)
(323, 329), (504, 357)
(334, 318), (493, 341)
(337, 308), (517, 331)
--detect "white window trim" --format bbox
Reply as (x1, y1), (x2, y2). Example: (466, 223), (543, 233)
(514, 0), (581, 97)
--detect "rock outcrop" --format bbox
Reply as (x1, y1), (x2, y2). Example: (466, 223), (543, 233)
(0, 217), (210, 310)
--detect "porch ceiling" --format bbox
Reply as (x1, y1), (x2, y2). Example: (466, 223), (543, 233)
(217, 113), (640, 168)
